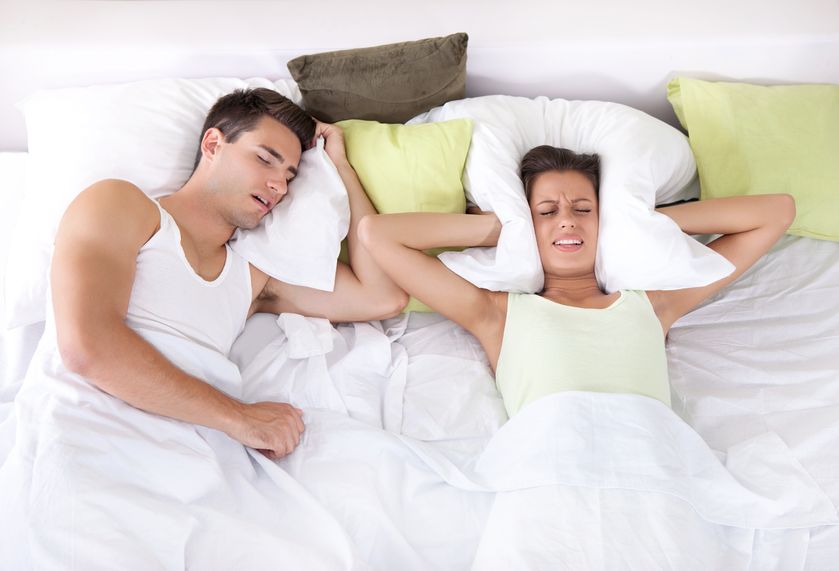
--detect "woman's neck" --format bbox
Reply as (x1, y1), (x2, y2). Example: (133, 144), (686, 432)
(540, 273), (606, 305)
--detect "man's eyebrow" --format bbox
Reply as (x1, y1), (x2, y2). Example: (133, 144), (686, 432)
(259, 144), (284, 162)
(259, 144), (298, 177)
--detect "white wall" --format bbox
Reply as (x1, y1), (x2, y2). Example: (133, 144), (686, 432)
(1, 0), (838, 150)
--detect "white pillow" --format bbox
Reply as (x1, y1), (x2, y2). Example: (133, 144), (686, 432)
(5, 77), (348, 329)
(228, 137), (349, 290)
(410, 95), (734, 293)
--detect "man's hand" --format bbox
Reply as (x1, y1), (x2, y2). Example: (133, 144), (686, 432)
(225, 402), (306, 460)
(313, 120), (348, 165)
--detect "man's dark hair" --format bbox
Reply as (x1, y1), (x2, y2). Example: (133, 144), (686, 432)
(519, 146), (600, 201)
(193, 88), (316, 170)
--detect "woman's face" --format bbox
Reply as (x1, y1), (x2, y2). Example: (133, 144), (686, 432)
(528, 169), (599, 278)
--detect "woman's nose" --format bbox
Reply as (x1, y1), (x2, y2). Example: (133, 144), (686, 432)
(558, 211), (576, 228)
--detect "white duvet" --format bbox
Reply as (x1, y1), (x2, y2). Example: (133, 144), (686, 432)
(0, 324), (369, 570)
(1, 236), (838, 570)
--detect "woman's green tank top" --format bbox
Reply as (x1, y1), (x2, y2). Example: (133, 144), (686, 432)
(495, 290), (671, 417)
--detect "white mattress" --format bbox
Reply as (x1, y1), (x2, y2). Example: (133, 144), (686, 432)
(2, 152), (838, 568)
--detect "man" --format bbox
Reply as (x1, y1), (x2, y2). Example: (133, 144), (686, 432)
(50, 88), (406, 461)
(0, 88), (409, 569)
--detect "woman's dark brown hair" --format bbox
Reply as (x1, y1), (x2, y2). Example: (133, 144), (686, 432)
(193, 88), (316, 170)
(519, 146), (600, 201)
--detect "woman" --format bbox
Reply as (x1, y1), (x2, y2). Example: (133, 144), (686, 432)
(358, 145), (795, 417)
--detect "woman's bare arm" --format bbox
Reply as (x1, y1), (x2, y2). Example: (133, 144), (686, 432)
(648, 194), (795, 332)
(359, 212), (507, 359)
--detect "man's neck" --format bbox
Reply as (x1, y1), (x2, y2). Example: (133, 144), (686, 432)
(160, 180), (235, 251)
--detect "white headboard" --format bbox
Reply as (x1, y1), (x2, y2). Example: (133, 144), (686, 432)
(2, 0), (838, 151)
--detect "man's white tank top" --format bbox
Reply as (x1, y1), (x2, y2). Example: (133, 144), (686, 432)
(124, 199), (252, 356)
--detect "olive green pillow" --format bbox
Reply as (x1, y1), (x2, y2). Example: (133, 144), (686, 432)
(287, 33), (468, 124)
(338, 118), (473, 312)
(667, 77), (839, 241)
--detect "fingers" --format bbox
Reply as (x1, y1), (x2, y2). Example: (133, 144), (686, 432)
(314, 120), (331, 139)
(279, 403), (304, 433)
(238, 402), (306, 460)
(314, 121), (343, 141)
(294, 408), (305, 433)
(310, 120), (328, 148)
(269, 405), (305, 459)
(258, 448), (277, 460)
(258, 435), (294, 461)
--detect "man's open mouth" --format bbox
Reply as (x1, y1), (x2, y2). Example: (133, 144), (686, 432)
(253, 195), (270, 209)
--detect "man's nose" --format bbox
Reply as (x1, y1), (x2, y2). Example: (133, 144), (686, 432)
(268, 178), (287, 197)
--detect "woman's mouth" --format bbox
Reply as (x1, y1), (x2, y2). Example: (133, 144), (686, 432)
(552, 238), (583, 252)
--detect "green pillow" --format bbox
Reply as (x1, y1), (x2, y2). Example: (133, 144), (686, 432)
(667, 77), (839, 241)
(287, 33), (468, 124)
(338, 118), (473, 312)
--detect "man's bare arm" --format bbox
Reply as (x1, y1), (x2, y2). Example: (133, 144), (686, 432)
(53, 180), (303, 459)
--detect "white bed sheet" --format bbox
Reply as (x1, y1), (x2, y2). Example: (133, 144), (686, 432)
(1, 147), (838, 568)
(226, 234), (839, 569)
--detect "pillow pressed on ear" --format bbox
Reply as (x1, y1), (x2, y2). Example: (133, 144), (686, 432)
(287, 33), (468, 123)
(337, 118), (473, 312)
(409, 95), (734, 294)
(5, 77), (348, 330)
(667, 77), (839, 242)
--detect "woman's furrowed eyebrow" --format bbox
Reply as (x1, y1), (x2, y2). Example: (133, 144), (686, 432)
(536, 198), (592, 206)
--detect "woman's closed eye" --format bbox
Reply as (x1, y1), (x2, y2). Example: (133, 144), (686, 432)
(257, 154), (271, 165)
(538, 208), (590, 216)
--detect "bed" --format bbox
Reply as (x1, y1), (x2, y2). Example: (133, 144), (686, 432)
(2, 21), (839, 571)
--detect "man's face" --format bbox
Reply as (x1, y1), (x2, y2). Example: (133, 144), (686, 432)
(206, 115), (303, 230)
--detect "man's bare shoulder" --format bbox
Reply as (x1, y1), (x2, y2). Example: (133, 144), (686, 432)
(62, 179), (161, 244)
(76, 179), (157, 211)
